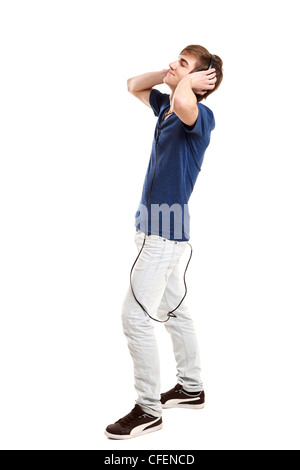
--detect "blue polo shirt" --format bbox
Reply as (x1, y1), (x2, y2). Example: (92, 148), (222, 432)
(135, 88), (215, 241)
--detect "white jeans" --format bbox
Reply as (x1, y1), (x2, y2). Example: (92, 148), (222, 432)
(121, 229), (204, 418)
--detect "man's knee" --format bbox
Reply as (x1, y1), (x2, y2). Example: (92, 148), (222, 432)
(156, 308), (168, 322)
(122, 291), (156, 335)
(122, 291), (143, 330)
(121, 292), (133, 329)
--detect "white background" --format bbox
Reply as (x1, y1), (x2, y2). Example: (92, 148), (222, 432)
(0, 0), (299, 451)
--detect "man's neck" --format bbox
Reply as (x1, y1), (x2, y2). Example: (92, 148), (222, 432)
(169, 88), (176, 111)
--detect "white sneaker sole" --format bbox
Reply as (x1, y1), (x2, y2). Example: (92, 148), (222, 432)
(162, 403), (205, 410)
(104, 423), (163, 440)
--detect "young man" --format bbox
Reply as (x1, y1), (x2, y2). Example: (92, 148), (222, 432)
(105, 45), (223, 440)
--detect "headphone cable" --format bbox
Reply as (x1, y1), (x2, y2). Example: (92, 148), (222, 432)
(130, 118), (193, 323)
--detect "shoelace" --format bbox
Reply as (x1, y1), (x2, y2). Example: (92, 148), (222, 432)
(117, 407), (147, 427)
(161, 385), (182, 398)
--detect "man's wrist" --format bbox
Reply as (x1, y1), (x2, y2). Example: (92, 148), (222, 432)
(179, 74), (194, 88)
(178, 75), (195, 92)
(180, 74), (193, 86)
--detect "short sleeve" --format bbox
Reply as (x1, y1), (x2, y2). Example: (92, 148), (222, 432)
(149, 88), (170, 117)
(182, 103), (215, 138)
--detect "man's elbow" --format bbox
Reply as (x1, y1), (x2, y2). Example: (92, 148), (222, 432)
(127, 78), (134, 93)
(173, 96), (192, 113)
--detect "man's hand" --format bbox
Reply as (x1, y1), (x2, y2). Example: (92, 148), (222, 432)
(161, 69), (169, 82)
(184, 69), (217, 96)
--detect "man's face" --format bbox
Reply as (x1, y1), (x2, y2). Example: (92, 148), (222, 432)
(163, 53), (198, 88)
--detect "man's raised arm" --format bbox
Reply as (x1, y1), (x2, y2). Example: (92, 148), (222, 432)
(127, 70), (169, 107)
(173, 70), (217, 126)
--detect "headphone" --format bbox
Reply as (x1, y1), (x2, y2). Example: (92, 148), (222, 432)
(208, 54), (215, 70)
(129, 53), (215, 323)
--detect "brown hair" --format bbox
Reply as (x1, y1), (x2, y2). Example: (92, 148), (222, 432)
(179, 44), (223, 102)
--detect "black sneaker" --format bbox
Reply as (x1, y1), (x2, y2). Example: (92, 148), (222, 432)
(104, 404), (163, 440)
(160, 384), (205, 409)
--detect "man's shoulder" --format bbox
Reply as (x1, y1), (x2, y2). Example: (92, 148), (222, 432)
(198, 102), (215, 126)
(150, 88), (170, 100)
(198, 101), (213, 115)
(149, 89), (170, 116)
